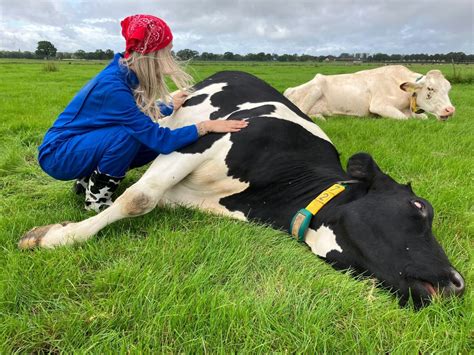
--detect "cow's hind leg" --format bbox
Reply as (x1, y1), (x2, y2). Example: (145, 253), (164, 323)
(18, 152), (205, 249)
(299, 85), (323, 115)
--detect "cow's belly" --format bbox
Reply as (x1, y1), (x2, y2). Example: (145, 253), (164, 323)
(162, 160), (249, 220)
(324, 85), (371, 116)
(161, 138), (250, 221)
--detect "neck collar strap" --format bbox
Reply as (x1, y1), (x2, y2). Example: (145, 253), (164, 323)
(410, 93), (425, 114)
(410, 75), (425, 114)
(290, 183), (347, 242)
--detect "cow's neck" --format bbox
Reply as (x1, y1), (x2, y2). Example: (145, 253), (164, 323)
(309, 180), (367, 226)
(301, 181), (367, 259)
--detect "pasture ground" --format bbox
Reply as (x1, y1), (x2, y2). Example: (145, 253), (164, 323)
(0, 59), (472, 352)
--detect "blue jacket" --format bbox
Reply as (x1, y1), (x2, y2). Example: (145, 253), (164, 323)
(39, 53), (199, 157)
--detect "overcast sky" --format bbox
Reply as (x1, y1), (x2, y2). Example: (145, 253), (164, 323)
(1, 0), (473, 55)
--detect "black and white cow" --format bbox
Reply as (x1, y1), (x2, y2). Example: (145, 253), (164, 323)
(19, 71), (464, 307)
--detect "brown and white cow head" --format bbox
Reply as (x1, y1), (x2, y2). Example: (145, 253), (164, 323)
(400, 70), (455, 121)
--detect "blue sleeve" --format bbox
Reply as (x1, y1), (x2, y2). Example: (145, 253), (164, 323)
(157, 101), (174, 116)
(103, 86), (199, 154)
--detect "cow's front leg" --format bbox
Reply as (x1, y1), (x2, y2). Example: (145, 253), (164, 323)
(369, 102), (409, 120)
(19, 183), (162, 249)
(411, 112), (428, 120)
(312, 114), (326, 121)
(18, 152), (205, 249)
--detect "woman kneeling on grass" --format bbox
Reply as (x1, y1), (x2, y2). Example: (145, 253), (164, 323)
(38, 14), (247, 212)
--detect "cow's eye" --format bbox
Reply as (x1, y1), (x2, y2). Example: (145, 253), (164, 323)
(413, 201), (423, 209)
(411, 200), (427, 216)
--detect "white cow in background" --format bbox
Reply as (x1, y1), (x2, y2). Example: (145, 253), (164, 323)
(284, 65), (455, 121)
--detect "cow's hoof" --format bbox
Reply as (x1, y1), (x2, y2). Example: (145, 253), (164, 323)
(18, 221), (72, 250)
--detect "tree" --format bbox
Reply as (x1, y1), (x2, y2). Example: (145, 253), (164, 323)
(200, 52), (216, 60)
(278, 54), (298, 62)
(390, 54), (403, 61)
(300, 54), (317, 62)
(35, 41), (57, 59)
(105, 49), (114, 59)
(447, 52), (467, 62)
(74, 50), (86, 59)
(93, 49), (106, 60)
(339, 52), (352, 59)
(371, 53), (390, 62)
(176, 49), (199, 60)
(223, 51), (234, 60)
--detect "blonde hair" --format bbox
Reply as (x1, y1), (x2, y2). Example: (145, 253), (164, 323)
(120, 45), (194, 121)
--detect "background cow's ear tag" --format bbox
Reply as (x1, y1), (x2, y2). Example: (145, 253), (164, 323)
(290, 209), (313, 242)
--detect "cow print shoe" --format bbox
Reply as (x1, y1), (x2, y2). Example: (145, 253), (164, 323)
(84, 170), (123, 213)
(72, 176), (89, 195)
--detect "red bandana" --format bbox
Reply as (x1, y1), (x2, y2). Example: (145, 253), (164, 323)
(121, 14), (173, 58)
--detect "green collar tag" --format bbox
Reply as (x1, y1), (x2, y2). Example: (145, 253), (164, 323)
(290, 209), (313, 242)
(289, 183), (347, 242)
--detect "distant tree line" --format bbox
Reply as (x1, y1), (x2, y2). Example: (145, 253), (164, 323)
(0, 48), (115, 60)
(174, 49), (474, 63)
(1, 41), (472, 63)
(0, 41), (116, 60)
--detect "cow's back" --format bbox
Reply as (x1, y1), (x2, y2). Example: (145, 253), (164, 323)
(194, 71), (312, 122)
(162, 71), (345, 229)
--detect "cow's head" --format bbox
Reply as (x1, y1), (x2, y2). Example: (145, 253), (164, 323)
(322, 153), (464, 308)
(400, 70), (455, 121)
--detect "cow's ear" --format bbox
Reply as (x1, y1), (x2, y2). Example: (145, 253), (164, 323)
(426, 69), (442, 77)
(346, 153), (383, 183)
(400, 81), (423, 93)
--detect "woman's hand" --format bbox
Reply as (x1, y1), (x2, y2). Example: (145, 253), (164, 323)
(172, 91), (189, 110)
(197, 120), (249, 136)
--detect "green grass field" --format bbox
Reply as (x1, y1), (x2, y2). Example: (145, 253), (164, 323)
(0, 59), (472, 352)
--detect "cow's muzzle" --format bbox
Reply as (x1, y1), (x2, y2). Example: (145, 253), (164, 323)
(420, 269), (465, 298)
(438, 106), (456, 121)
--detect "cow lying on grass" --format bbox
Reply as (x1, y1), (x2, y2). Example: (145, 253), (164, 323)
(19, 71), (464, 308)
(284, 65), (455, 120)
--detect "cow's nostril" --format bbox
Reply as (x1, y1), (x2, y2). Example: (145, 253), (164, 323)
(449, 270), (465, 296)
(445, 106), (455, 115)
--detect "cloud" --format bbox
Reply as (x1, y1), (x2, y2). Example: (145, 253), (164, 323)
(0, 0), (472, 54)
(82, 18), (118, 25)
